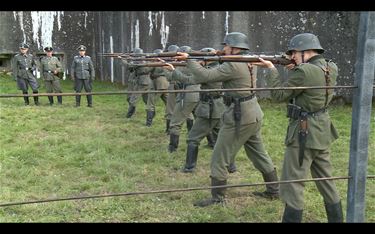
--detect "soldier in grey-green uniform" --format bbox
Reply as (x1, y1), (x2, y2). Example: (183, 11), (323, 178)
(174, 32), (279, 207)
(145, 48), (169, 127)
(40, 46), (63, 105)
(126, 47), (152, 118)
(166, 47), (236, 173)
(71, 45), (95, 107)
(164, 44), (179, 133)
(255, 33), (343, 223)
(12, 43), (40, 106)
(120, 57), (136, 110)
(167, 45), (200, 153)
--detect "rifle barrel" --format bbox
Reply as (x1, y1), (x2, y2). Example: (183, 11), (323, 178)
(132, 62), (186, 67)
(188, 55), (294, 65)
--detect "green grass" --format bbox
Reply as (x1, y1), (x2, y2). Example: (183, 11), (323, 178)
(0, 74), (374, 222)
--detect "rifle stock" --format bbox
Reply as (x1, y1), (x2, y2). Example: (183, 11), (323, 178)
(131, 62), (187, 67)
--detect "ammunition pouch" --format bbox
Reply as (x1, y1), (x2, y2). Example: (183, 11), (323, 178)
(287, 103), (302, 120)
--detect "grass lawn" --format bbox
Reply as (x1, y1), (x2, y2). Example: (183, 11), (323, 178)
(0, 74), (374, 222)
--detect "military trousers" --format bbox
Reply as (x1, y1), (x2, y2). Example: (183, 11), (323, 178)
(44, 79), (62, 93)
(126, 77), (135, 104)
(187, 117), (221, 147)
(129, 83), (149, 107)
(210, 120), (275, 181)
(17, 77), (39, 92)
(169, 100), (198, 136)
(280, 146), (341, 210)
(146, 76), (169, 112)
(75, 79), (92, 93)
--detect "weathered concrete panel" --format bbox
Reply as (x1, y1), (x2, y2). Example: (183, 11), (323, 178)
(1, 11), (367, 101)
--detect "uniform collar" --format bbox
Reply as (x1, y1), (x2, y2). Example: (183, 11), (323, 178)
(306, 54), (324, 63)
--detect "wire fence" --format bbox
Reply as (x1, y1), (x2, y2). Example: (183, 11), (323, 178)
(1, 175), (374, 207)
(0, 85), (365, 98)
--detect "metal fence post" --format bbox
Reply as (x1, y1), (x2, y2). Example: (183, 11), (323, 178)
(346, 11), (375, 223)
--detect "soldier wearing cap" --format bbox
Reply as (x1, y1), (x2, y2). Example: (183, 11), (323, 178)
(171, 32), (279, 207)
(40, 46), (63, 105)
(254, 33), (343, 222)
(71, 45), (95, 107)
(12, 43), (40, 106)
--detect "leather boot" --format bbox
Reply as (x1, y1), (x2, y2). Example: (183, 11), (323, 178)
(206, 132), (216, 149)
(87, 95), (93, 107)
(23, 92), (29, 106)
(48, 96), (54, 105)
(168, 134), (179, 153)
(186, 119), (194, 132)
(325, 200), (343, 223)
(57, 95), (62, 105)
(227, 162), (237, 173)
(126, 105), (136, 118)
(146, 110), (155, 127)
(75, 95), (81, 107)
(33, 92), (39, 106)
(253, 168), (279, 199)
(182, 144), (198, 173)
(282, 204), (303, 223)
(194, 178), (226, 207)
(165, 119), (171, 134)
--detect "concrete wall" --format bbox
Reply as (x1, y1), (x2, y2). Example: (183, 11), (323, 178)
(1, 11), (366, 102)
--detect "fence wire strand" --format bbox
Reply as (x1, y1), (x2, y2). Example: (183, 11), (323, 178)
(1, 175), (374, 207)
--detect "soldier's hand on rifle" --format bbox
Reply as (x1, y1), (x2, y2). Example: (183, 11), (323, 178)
(163, 63), (175, 71)
(174, 52), (189, 60)
(252, 58), (275, 69)
(285, 63), (296, 70)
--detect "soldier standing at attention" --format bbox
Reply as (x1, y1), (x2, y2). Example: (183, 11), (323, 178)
(40, 46), (63, 105)
(173, 32), (279, 207)
(71, 45), (95, 107)
(254, 33), (343, 223)
(12, 43), (40, 106)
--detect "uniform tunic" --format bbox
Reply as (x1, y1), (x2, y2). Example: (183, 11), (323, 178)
(184, 59), (276, 181)
(265, 54), (340, 209)
(12, 53), (39, 92)
(40, 56), (63, 93)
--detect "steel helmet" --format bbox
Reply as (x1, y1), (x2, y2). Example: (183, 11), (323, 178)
(153, 49), (163, 54)
(221, 32), (250, 50)
(167, 45), (179, 52)
(200, 47), (216, 53)
(133, 47), (143, 54)
(286, 33), (324, 55)
(178, 46), (192, 53)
